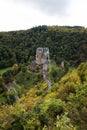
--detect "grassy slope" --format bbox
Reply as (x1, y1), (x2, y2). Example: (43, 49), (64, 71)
(15, 69), (43, 89)
(0, 67), (11, 75)
(48, 60), (66, 82)
(0, 66), (44, 104)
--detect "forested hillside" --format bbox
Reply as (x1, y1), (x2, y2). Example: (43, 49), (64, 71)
(0, 26), (87, 130)
(0, 26), (87, 68)
(0, 61), (87, 130)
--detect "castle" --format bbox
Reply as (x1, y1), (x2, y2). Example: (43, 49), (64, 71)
(36, 47), (50, 71)
(29, 47), (51, 89)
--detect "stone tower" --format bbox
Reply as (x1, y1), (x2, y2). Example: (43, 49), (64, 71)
(36, 47), (49, 65)
(36, 47), (50, 71)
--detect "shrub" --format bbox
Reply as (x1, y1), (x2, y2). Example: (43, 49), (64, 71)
(43, 98), (64, 117)
(2, 70), (13, 83)
(57, 82), (76, 101)
(0, 76), (5, 93)
(77, 62), (87, 82)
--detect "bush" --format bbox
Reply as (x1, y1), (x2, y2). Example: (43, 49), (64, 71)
(43, 98), (64, 117)
(2, 70), (13, 83)
(0, 76), (5, 93)
(78, 62), (87, 82)
(55, 112), (77, 130)
(57, 82), (76, 101)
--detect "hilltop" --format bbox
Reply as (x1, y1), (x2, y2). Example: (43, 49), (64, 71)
(0, 26), (87, 69)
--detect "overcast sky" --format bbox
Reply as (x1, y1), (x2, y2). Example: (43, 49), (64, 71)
(0, 0), (87, 31)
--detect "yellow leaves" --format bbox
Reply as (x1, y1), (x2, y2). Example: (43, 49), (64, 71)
(77, 62), (87, 82)
(11, 63), (19, 75)
(12, 64), (18, 69)
(45, 92), (57, 100)
(41, 82), (48, 90)
(16, 85), (43, 110)
(57, 69), (81, 100)
(57, 81), (76, 100)
(69, 70), (81, 84)
(26, 98), (39, 110)
(0, 105), (13, 126)
(27, 87), (37, 97)
(60, 71), (71, 83)
(14, 103), (26, 115)
(25, 82), (48, 98)
(60, 69), (81, 85)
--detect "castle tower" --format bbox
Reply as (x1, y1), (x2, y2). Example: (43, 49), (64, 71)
(36, 47), (49, 65)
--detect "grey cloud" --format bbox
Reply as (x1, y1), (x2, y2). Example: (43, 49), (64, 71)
(17, 0), (70, 16)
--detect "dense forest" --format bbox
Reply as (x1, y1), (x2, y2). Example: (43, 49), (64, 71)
(0, 61), (87, 130)
(0, 25), (87, 68)
(0, 26), (87, 130)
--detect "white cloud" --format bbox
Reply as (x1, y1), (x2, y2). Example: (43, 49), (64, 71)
(66, 0), (86, 26)
(0, 0), (87, 31)
(18, 0), (70, 16)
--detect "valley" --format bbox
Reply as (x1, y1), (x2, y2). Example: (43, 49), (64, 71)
(0, 26), (87, 130)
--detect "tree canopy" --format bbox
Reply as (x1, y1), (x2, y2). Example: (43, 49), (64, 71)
(0, 25), (87, 68)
